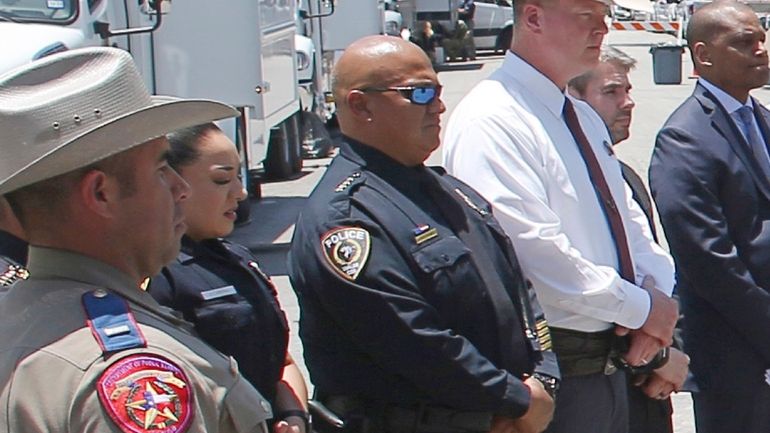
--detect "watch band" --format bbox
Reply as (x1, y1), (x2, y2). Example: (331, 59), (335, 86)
(532, 373), (559, 399)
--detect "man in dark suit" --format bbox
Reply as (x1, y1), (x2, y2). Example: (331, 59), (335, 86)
(650, 2), (770, 432)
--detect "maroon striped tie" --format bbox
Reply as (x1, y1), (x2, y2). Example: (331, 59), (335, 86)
(563, 98), (635, 283)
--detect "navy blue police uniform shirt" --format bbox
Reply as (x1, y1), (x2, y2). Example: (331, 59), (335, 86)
(289, 137), (558, 418)
(0, 229), (28, 289)
(149, 236), (289, 405)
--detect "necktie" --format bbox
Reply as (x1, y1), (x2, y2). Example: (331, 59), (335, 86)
(563, 98), (635, 283)
(737, 106), (769, 162)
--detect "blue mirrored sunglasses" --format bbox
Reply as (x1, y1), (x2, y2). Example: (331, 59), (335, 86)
(359, 85), (442, 105)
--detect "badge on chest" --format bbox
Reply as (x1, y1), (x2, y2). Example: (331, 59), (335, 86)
(200, 285), (237, 301)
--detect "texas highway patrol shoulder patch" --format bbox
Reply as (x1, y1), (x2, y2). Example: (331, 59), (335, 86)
(321, 226), (371, 281)
(97, 354), (194, 433)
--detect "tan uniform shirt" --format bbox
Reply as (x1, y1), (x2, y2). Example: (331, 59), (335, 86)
(0, 247), (272, 433)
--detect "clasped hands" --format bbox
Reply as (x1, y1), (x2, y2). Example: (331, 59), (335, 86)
(615, 275), (687, 400)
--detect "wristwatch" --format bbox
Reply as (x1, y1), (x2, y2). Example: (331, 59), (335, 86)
(531, 373), (559, 399)
(649, 346), (671, 370)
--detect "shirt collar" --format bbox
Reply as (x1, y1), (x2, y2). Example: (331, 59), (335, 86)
(699, 78), (753, 114)
(179, 236), (228, 262)
(499, 50), (568, 118)
(340, 135), (430, 188)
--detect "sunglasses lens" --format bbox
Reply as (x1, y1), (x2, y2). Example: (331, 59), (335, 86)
(410, 87), (437, 105)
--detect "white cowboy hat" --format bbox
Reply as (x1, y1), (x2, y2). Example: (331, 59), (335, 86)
(0, 47), (238, 194)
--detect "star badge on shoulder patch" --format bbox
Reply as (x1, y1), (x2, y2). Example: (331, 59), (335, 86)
(321, 226), (371, 281)
(97, 354), (194, 433)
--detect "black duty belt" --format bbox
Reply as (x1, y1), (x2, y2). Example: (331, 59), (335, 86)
(549, 327), (618, 377)
(314, 394), (492, 433)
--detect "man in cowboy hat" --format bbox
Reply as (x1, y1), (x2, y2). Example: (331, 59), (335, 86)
(0, 47), (273, 433)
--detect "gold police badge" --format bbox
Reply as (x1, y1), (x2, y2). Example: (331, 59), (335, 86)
(321, 227), (371, 281)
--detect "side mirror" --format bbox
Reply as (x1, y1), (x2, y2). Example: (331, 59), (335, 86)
(95, 0), (167, 38)
(299, 9), (309, 19)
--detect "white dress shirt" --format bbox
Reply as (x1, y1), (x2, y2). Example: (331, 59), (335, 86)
(443, 51), (675, 332)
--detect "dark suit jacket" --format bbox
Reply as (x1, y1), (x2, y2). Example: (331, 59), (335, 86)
(620, 161), (658, 242)
(650, 83), (770, 393)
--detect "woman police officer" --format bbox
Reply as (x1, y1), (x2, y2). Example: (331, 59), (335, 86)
(149, 123), (309, 433)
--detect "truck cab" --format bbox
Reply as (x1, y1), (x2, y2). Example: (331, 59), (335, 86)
(0, 1), (90, 71)
(0, 0), (304, 194)
(473, 0), (513, 51)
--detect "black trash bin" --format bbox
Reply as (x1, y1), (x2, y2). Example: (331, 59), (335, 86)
(649, 44), (684, 85)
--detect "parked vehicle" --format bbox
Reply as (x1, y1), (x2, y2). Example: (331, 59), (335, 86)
(612, 6), (634, 20)
(296, 0), (394, 159)
(0, 0), (305, 196)
(474, 0), (514, 52)
(400, 0), (513, 53)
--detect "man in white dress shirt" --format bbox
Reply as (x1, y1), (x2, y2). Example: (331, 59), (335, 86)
(443, 0), (678, 431)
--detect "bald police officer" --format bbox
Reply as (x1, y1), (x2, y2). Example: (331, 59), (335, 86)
(0, 47), (272, 433)
(290, 36), (558, 433)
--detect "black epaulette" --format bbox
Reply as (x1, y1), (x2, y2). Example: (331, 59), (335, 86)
(334, 171), (364, 193)
(0, 263), (29, 287)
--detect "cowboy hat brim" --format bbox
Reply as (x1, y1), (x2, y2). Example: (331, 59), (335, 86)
(0, 97), (238, 194)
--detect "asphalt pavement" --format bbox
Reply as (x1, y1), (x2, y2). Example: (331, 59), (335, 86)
(230, 29), (770, 432)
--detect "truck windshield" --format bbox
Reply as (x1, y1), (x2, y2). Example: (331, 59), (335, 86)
(0, 0), (76, 23)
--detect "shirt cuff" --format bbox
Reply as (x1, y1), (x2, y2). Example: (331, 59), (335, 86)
(613, 280), (651, 329)
(498, 374), (532, 419)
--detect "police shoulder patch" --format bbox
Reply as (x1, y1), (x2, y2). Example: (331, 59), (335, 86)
(97, 354), (194, 433)
(321, 226), (371, 281)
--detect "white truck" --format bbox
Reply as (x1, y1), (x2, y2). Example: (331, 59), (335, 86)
(399, 0), (514, 53)
(0, 0), (304, 195)
(0, 0), (399, 194)
(295, 0), (401, 159)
